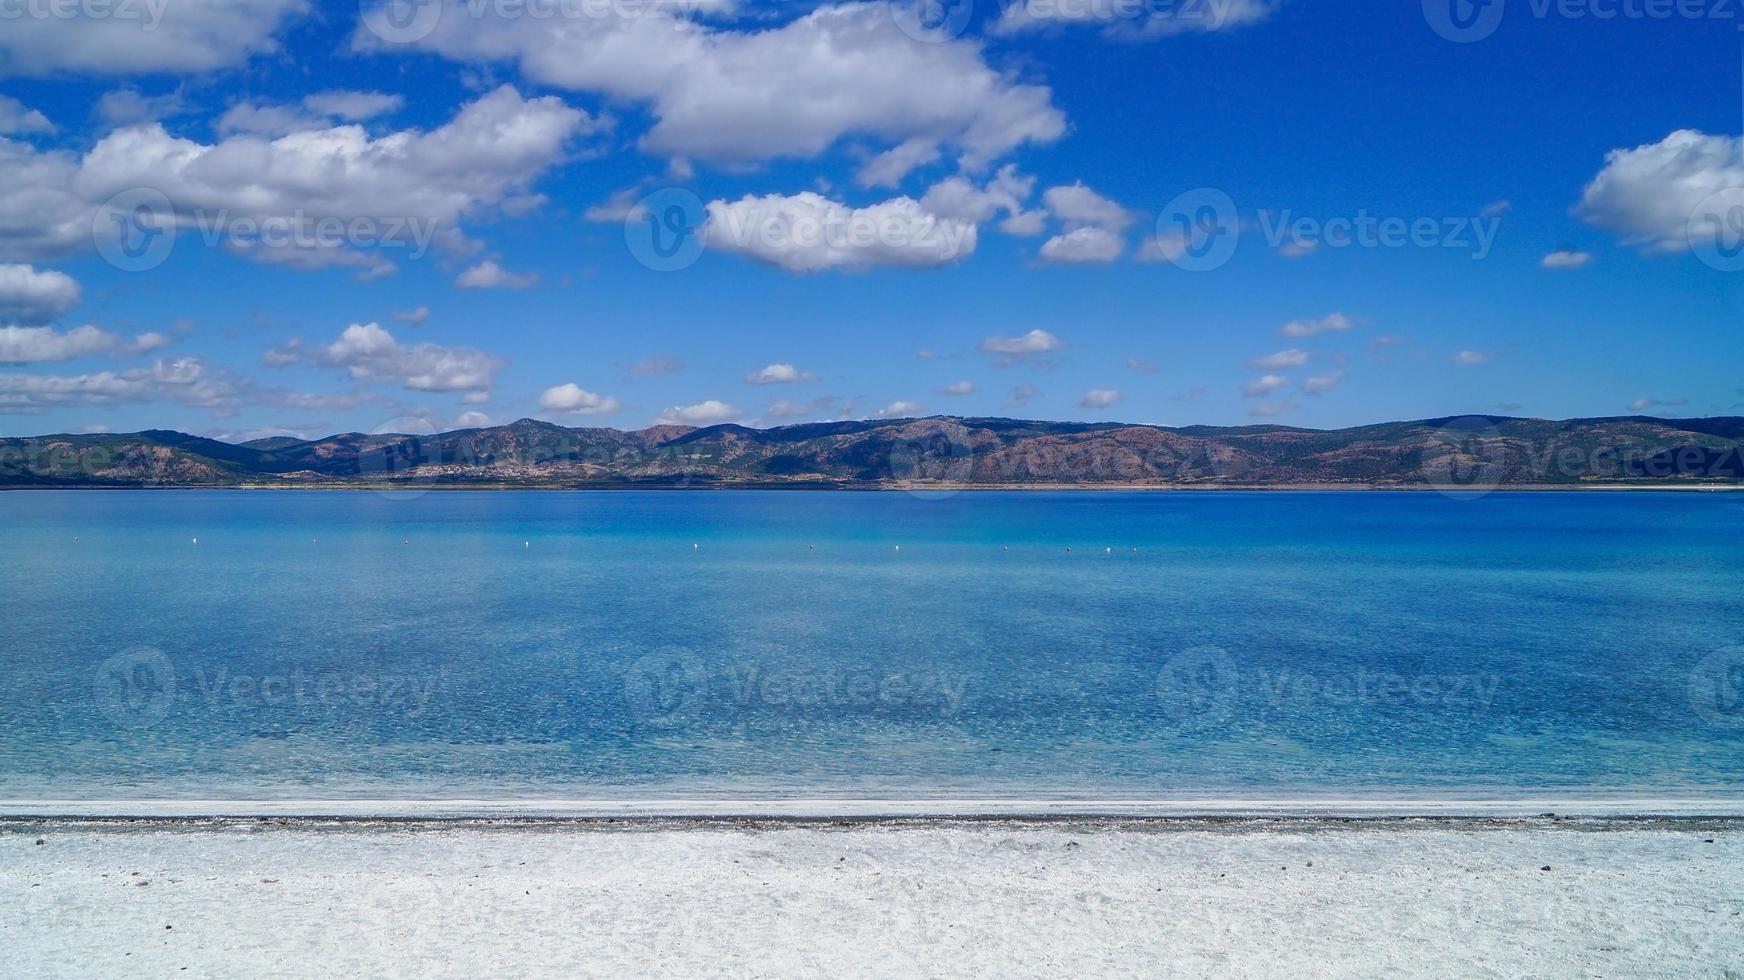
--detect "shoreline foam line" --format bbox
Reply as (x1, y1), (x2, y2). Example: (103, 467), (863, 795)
(4, 797), (1744, 820)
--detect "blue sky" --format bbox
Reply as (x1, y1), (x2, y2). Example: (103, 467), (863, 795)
(0, 0), (1741, 440)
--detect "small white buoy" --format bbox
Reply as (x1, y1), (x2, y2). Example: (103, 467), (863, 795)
(693, 543), (699, 550)
(1105, 547), (1112, 554)
(894, 545), (901, 551)
(524, 541), (530, 549)
(191, 537), (197, 545)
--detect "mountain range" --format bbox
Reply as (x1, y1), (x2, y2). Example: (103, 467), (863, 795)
(3, 415), (1743, 489)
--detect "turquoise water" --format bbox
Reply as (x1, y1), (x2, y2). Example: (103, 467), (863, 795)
(1, 490), (1741, 802)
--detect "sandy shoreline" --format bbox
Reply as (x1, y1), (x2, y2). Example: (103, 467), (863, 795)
(5, 817), (1740, 978)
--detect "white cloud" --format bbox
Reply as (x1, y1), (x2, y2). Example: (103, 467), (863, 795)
(70, 86), (594, 271)
(583, 187), (648, 224)
(455, 410), (496, 428)
(1039, 226), (1124, 264)
(981, 328), (1063, 358)
(0, 0), (308, 76)
(0, 264), (80, 323)
(0, 138), (90, 261)
(93, 88), (188, 127)
(218, 90), (407, 138)
(0, 323), (165, 363)
(873, 400), (924, 418)
(0, 325), (115, 363)
(392, 306), (431, 326)
(0, 357), (239, 416)
(702, 192), (976, 272)
(1541, 249), (1593, 270)
(1301, 370), (1345, 395)
(938, 380), (975, 396)
(744, 362), (819, 385)
(1279, 312), (1354, 338)
(858, 138), (943, 189)
(1043, 182), (1132, 232)
(1248, 349), (1309, 370)
(1577, 129), (1744, 252)
(1452, 349), (1491, 366)
(1244, 374), (1289, 397)
(994, 0), (1279, 39)
(1079, 388), (1121, 409)
(0, 96), (53, 135)
(919, 165), (1036, 228)
(656, 399), (741, 425)
(1037, 182), (1130, 264)
(315, 322), (501, 393)
(538, 382), (620, 415)
(370, 2), (1064, 179)
(456, 259), (539, 290)
(1125, 356), (1159, 373)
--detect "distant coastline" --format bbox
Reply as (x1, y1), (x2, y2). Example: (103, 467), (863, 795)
(4, 414), (1742, 490)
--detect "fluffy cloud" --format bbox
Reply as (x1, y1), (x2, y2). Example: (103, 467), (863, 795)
(538, 382), (620, 415)
(981, 328), (1063, 359)
(1244, 374), (1288, 397)
(217, 90), (405, 138)
(1247, 349), (1309, 370)
(0, 357), (239, 416)
(919, 165), (1041, 233)
(0, 96), (52, 135)
(1452, 349), (1491, 366)
(1279, 312), (1354, 338)
(1079, 388), (1121, 409)
(873, 400), (924, 418)
(0, 264), (80, 323)
(0, 324), (164, 363)
(392, 306), (431, 326)
(1577, 130), (1744, 252)
(702, 192), (976, 272)
(1541, 249), (1594, 270)
(3, 86), (592, 273)
(0, 0), (309, 76)
(994, 0), (1279, 39)
(368, 2), (1064, 180)
(315, 322), (501, 393)
(656, 399), (741, 425)
(1038, 182), (1130, 263)
(1039, 226), (1124, 263)
(938, 380), (975, 396)
(744, 363), (819, 385)
(456, 260), (539, 289)
(1301, 370), (1345, 395)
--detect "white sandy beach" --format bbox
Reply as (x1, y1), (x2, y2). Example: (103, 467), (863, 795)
(4, 818), (1740, 978)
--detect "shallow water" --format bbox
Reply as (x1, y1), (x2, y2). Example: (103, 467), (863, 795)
(1, 489), (1741, 802)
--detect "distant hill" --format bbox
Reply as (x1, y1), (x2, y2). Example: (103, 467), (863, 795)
(3, 415), (1742, 488)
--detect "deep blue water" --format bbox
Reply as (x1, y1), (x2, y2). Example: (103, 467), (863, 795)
(1, 489), (1741, 801)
